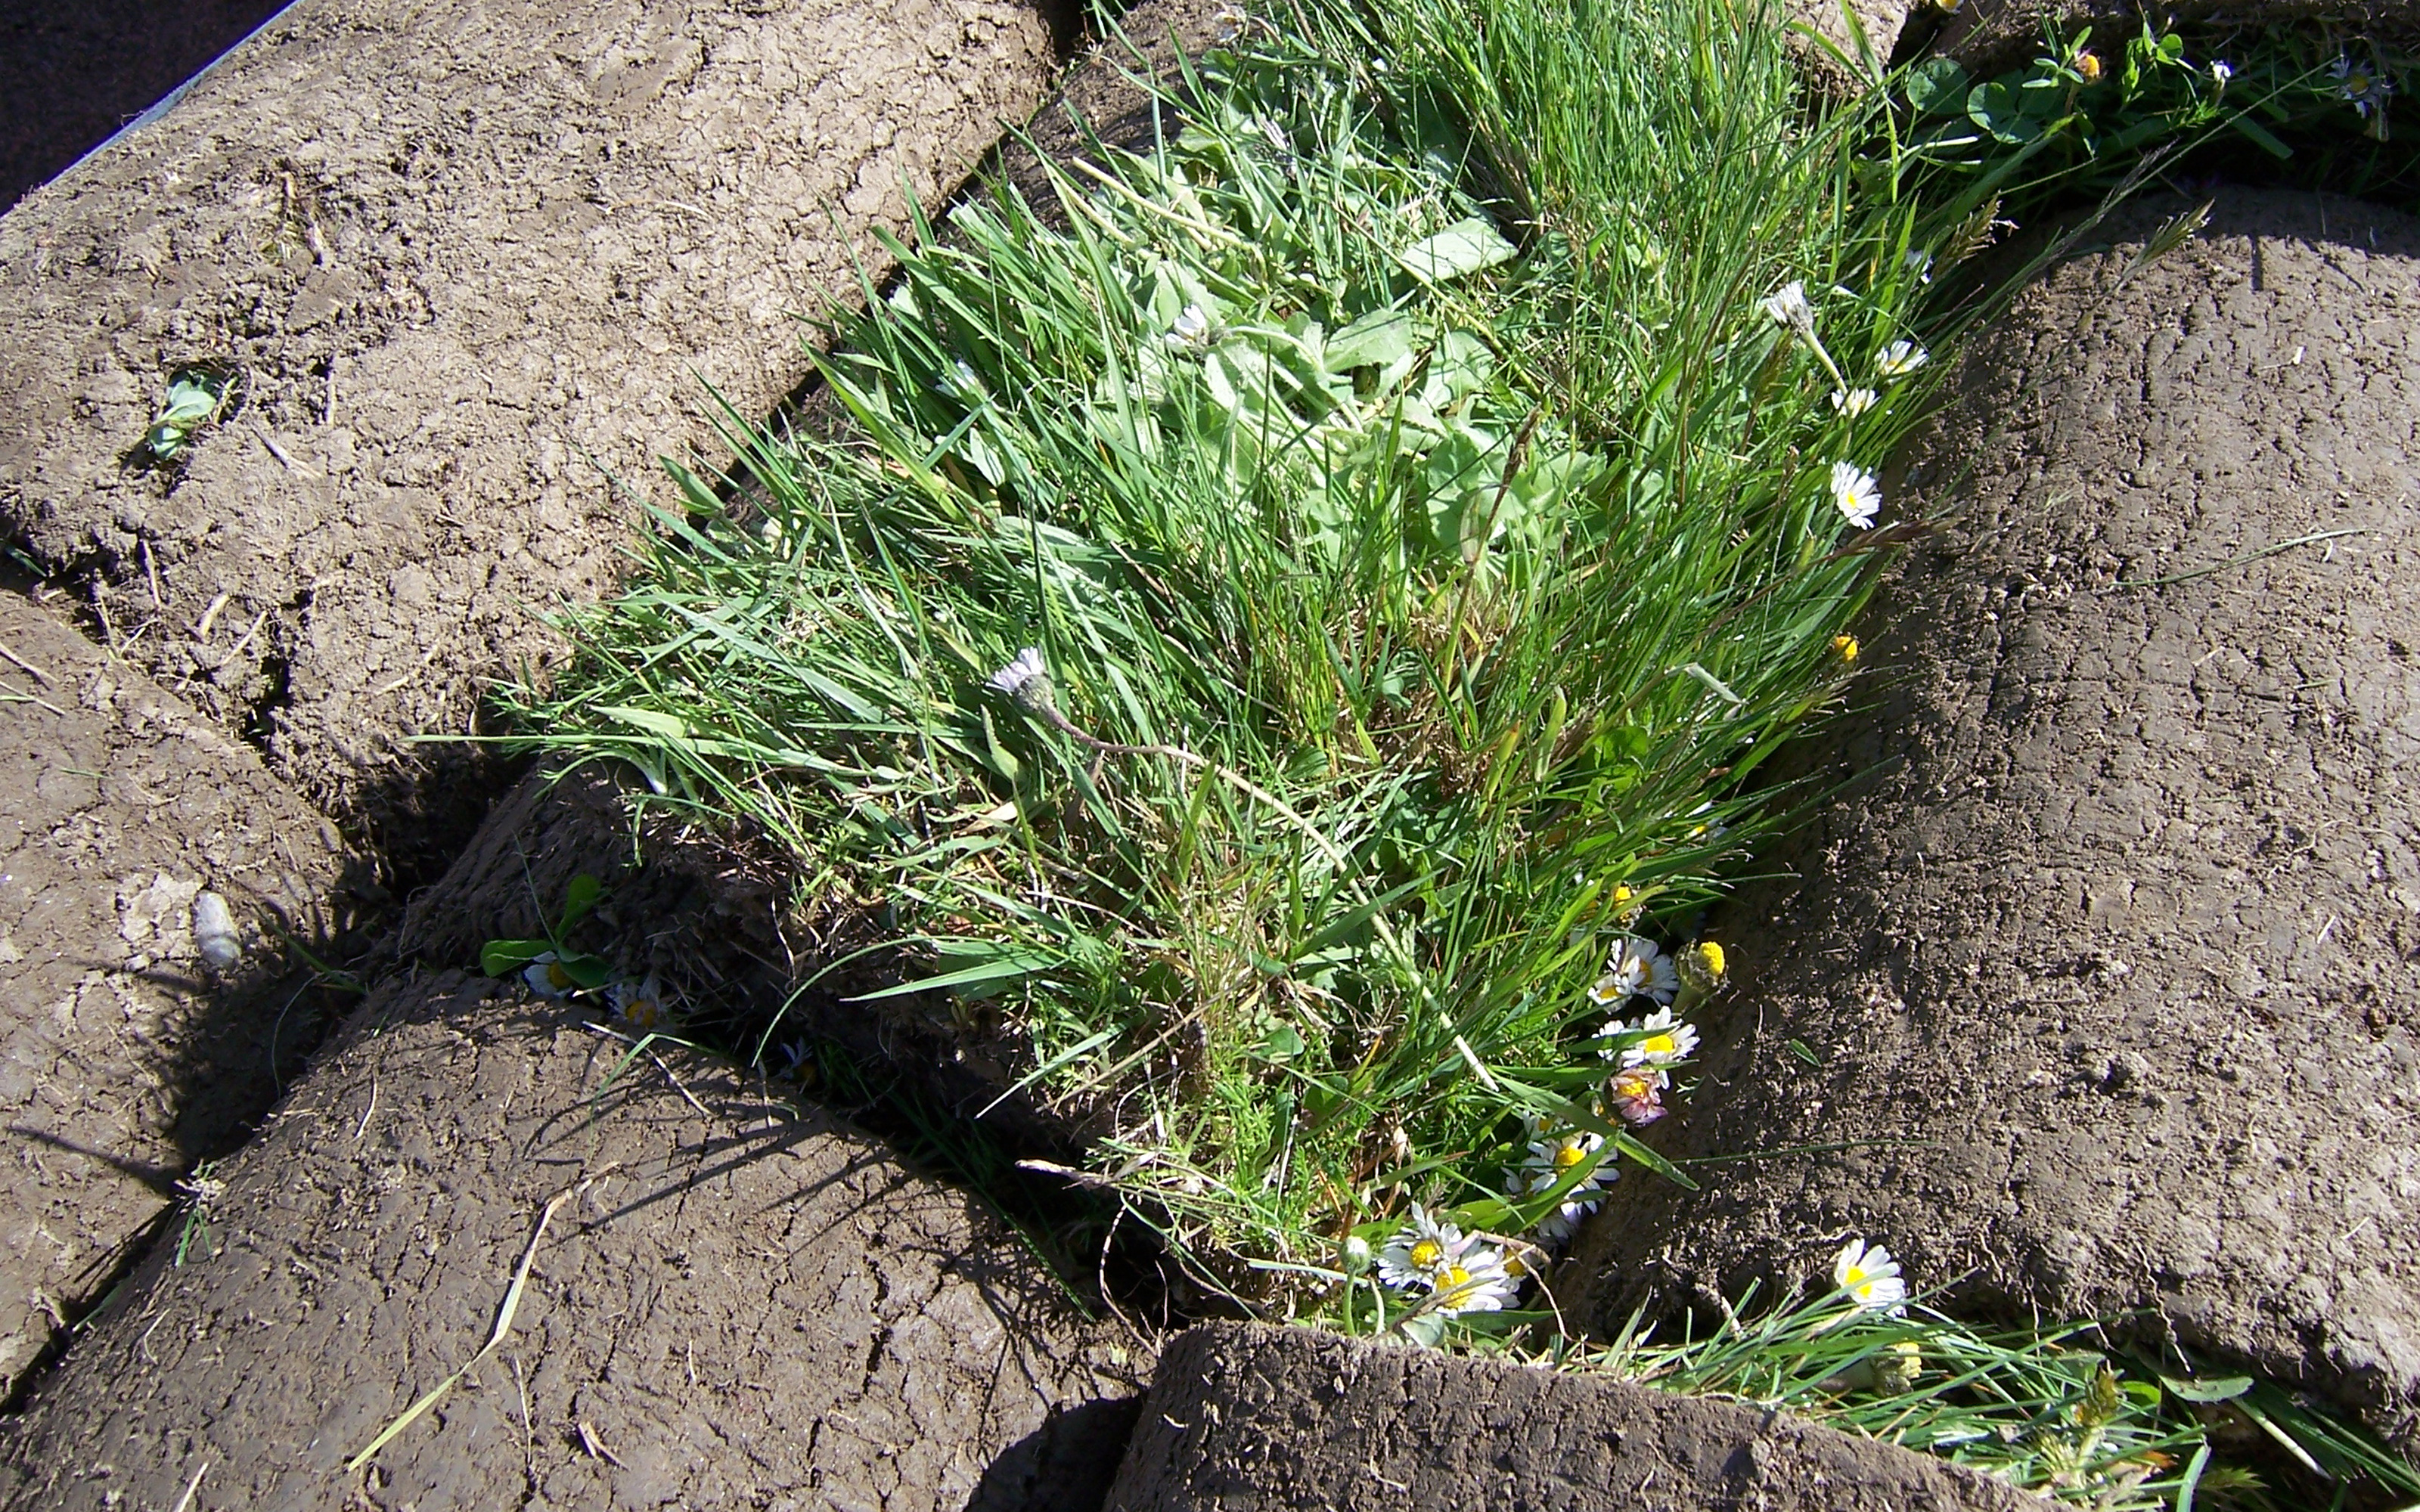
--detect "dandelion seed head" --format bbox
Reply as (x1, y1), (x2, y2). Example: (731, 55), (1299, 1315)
(1761, 280), (1817, 339)
(987, 646), (1051, 706)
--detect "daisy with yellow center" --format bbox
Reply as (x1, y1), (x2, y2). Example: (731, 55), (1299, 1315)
(1609, 1008), (1699, 1070)
(1376, 1205), (1518, 1316)
(1377, 1204), (1463, 1292)
(1608, 1067), (1668, 1126)
(1588, 935), (1680, 1011)
(522, 952), (577, 1000)
(1427, 1245), (1516, 1317)
(1877, 339), (1928, 377)
(1829, 461), (1881, 528)
(1834, 1237), (1909, 1315)
(609, 974), (673, 1032)
(1510, 1118), (1613, 1244)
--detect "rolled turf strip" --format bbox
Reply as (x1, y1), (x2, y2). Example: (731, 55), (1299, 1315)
(0, 584), (356, 1399)
(1928, 0), (2420, 74)
(1565, 188), (2420, 1454)
(0, 971), (1147, 1510)
(0, 0), (1065, 880)
(1105, 1321), (2049, 1511)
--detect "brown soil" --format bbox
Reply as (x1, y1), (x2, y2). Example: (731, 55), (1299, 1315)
(0, 582), (358, 1400)
(396, 766), (1084, 1155)
(0, 0), (1065, 884)
(0, 0), (291, 212)
(1930, 0), (2415, 71)
(1562, 188), (2420, 1453)
(1789, 0), (1910, 91)
(1108, 1321), (2051, 1510)
(0, 971), (1149, 1510)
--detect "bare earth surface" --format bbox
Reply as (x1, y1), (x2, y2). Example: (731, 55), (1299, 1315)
(0, 972), (1148, 1510)
(1108, 1321), (2051, 1511)
(1565, 189), (2420, 1451)
(0, 0), (1063, 881)
(0, 584), (356, 1399)
(1931, 0), (2420, 71)
(396, 767), (1083, 1158)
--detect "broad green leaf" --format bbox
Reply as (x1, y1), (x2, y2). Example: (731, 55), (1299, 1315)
(2160, 1374), (2254, 1403)
(1904, 56), (1968, 115)
(479, 938), (554, 978)
(1326, 308), (1416, 371)
(1395, 217), (1518, 284)
(558, 874), (603, 933)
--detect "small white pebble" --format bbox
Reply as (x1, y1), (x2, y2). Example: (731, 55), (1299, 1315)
(192, 891), (241, 971)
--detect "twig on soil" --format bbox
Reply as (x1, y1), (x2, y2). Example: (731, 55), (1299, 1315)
(191, 591), (231, 641)
(2106, 528), (2367, 591)
(648, 1050), (712, 1119)
(576, 1420), (626, 1467)
(0, 685), (68, 719)
(250, 420), (321, 479)
(223, 609), (271, 665)
(354, 1076), (379, 1142)
(343, 1165), (619, 1471)
(169, 1461), (208, 1512)
(0, 638), (54, 686)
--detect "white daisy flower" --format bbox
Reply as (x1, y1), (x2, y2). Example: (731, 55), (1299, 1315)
(523, 952), (576, 1000)
(608, 975), (672, 1032)
(2333, 54), (2391, 118)
(1830, 387), (1879, 417)
(1834, 1238), (1909, 1314)
(1829, 461), (1881, 528)
(1166, 303), (1215, 351)
(986, 646), (1048, 700)
(1513, 1121), (1612, 1243)
(1877, 339), (1928, 377)
(1589, 934), (1680, 1012)
(1376, 1204), (1464, 1291)
(1427, 1243), (1516, 1316)
(1376, 1205), (1515, 1315)
(1617, 1008), (1700, 1070)
(1761, 280), (1817, 340)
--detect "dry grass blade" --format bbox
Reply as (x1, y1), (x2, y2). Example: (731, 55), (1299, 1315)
(343, 1166), (614, 1471)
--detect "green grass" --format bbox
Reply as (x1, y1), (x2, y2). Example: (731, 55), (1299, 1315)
(1537, 1287), (2420, 1511)
(474, 0), (2420, 1501)
(501, 0), (2004, 1303)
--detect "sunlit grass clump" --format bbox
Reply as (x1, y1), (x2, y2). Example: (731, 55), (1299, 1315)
(504, 0), (1989, 1306)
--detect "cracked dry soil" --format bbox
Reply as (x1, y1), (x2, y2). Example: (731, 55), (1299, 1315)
(1112, 1323), (2053, 1512)
(0, 0), (1063, 883)
(0, 581), (361, 1401)
(1565, 187), (2420, 1453)
(0, 973), (1147, 1511)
